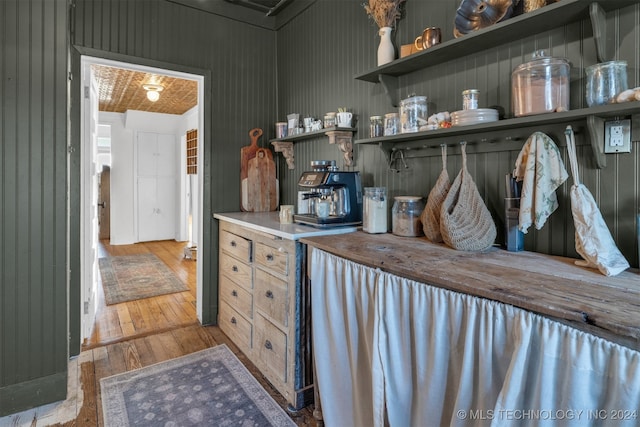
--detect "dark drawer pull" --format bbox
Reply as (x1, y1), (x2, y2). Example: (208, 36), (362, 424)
(266, 254), (274, 261)
(264, 340), (273, 350)
(230, 316), (237, 324)
(230, 240), (237, 247)
(232, 265), (238, 272)
(231, 290), (238, 297)
(265, 290), (274, 299)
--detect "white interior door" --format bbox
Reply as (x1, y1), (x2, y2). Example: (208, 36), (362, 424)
(80, 59), (100, 342)
(136, 131), (177, 242)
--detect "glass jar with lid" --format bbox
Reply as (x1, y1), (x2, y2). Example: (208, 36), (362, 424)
(399, 96), (428, 133)
(384, 112), (399, 136)
(369, 116), (384, 138)
(511, 50), (570, 117)
(363, 187), (388, 234)
(392, 196), (425, 237)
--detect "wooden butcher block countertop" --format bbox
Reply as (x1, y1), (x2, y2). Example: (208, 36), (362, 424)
(301, 231), (640, 351)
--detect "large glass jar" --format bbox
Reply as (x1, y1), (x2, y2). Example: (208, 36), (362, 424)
(511, 50), (570, 117)
(585, 60), (628, 107)
(392, 196), (425, 237)
(363, 187), (388, 234)
(399, 96), (428, 133)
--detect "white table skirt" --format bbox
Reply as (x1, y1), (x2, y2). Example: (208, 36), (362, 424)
(311, 248), (640, 427)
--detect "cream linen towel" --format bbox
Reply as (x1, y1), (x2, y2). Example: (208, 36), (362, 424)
(513, 132), (568, 234)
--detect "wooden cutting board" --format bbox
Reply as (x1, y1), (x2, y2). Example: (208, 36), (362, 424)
(245, 148), (277, 212)
(241, 128), (263, 184)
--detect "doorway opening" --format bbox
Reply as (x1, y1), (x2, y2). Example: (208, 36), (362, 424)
(80, 55), (205, 346)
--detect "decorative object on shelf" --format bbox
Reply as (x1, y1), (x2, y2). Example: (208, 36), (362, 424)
(521, 0), (561, 13)
(424, 111), (452, 130)
(453, 0), (515, 38)
(564, 126), (630, 276)
(421, 144), (451, 242)
(363, 0), (407, 65)
(336, 108), (353, 128)
(378, 26), (395, 66)
(614, 86), (640, 104)
(414, 27), (441, 51)
(440, 142), (497, 251)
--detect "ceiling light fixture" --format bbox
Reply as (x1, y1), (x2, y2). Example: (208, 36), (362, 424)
(143, 84), (164, 102)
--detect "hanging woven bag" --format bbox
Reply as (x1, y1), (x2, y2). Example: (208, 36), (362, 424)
(421, 144), (451, 242)
(440, 142), (497, 251)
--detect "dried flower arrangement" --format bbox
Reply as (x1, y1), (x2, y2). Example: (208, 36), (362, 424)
(363, 0), (407, 29)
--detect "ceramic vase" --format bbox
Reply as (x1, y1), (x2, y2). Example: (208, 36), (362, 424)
(377, 26), (395, 66)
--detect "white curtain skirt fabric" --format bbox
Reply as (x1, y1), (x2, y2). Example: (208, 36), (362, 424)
(310, 248), (640, 427)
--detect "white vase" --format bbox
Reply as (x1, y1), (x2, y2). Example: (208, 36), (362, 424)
(377, 26), (395, 66)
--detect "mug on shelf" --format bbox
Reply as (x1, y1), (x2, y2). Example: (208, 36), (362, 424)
(336, 111), (353, 128)
(415, 27), (441, 50)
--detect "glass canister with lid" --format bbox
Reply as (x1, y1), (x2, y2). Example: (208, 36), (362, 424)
(363, 187), (388, 233)
(585, 60), (628, 106)
(511, 50), (570, 117)
(399, 95), (428, 133)
(392, 196), (425, 237)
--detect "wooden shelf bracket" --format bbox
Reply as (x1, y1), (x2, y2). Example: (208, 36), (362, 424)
(326, 130), (354, 167)
(271, 141), (295, 169)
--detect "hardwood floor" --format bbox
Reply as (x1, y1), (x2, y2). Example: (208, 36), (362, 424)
(0, 240), (319, 426)
(83, 240), (199, 349)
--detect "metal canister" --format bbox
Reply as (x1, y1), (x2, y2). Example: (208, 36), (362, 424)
(462, 89), (479, 110)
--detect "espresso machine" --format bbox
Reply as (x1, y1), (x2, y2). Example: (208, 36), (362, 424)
(294, 161), (363, 227)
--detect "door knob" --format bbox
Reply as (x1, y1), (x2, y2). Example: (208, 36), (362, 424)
(98, 202), (105, 208)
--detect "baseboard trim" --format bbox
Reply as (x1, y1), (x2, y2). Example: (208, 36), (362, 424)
(0, 371), (67, 417)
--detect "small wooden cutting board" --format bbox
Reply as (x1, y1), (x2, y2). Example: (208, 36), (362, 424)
(245, 148), (277, 212)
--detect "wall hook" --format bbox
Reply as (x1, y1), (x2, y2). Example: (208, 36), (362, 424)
(389, 149), (409, 172)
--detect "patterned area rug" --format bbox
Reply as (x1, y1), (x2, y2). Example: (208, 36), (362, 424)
(100, 345), (296, 427)
(99, 253), (188, 305)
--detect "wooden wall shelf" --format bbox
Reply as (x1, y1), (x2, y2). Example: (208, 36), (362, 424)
(355, 102), (640, 168)
(355, 0), (637, 107)
(270, 127), (357, 169)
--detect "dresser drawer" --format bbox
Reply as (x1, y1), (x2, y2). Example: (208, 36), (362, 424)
(255, 269), (288, 327)
(220, 230), (252, 263)
(255, 242), (289, 276)
(220, 252), (252, 289)
(219, 275), (253, 320)
(254, 314), (287, 384)
(219, 301), (252, 354)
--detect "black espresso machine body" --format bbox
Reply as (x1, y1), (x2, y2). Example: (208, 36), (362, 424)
(293, 170), (363, 227)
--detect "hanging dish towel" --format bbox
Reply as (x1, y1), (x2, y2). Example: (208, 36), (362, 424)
(513, 132), (568, 233)
(421, 145), (451, 242)
(564, 126), (629, 276)
(440, 142), (496, 251)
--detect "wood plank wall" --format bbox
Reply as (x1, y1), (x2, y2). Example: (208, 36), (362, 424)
(0, 0), (69, 415)
(276, 0), (640, 267)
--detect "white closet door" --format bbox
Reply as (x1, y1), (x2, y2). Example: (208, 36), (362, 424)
(136, 132), (177, 242)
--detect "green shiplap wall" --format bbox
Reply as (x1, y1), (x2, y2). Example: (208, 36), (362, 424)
(276, 0), (639, 267)
(1, 0), (639, 419)
(71, 0), (278, 332)
(0, 0), (69, 415)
